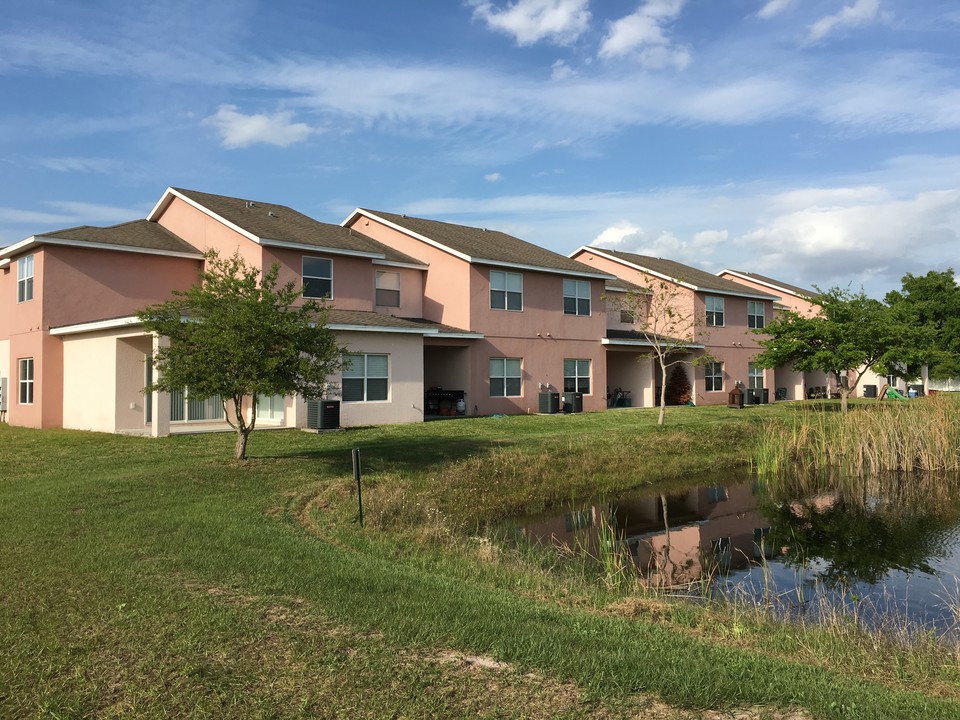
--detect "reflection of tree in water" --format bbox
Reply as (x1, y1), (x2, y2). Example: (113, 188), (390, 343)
(761, 495), (953, 588)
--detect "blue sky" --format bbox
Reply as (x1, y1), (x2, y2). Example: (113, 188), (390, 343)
(2, 0), (958, 297)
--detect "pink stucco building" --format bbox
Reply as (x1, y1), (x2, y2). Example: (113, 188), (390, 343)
(1, 187), (821, 436)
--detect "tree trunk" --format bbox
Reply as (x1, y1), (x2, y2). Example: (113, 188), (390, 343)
(658, 360), (667, 426)
(235, 428), (251, 460)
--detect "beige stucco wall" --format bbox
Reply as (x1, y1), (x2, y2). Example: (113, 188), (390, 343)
(330, 330), (424, 426)
(62, 331), (120, 432)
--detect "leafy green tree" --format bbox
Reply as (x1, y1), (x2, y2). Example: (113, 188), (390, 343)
(139, 250), (343, 460)
(885, 269), (960, 380)
(752, 287), (928, 413)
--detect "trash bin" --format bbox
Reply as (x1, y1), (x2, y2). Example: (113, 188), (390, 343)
(562, 392), (583, 413)
(728, 385), (744, 409)
(761, 388), (769, 404)
(538, 392), (560, 414)
(745, 388), (762, 405)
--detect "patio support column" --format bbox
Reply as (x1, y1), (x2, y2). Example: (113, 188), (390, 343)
(150, 334), (170, 438)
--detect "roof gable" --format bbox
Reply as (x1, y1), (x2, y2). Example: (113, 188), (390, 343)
(720, 269), (816, 301)
(576, 247), (779, 300)
(353, 209), (612, 279)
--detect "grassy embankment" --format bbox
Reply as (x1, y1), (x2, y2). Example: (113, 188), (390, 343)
(2, 403), (959, 719)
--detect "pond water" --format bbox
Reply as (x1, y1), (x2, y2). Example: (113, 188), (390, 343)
(508, 473), (960, 634)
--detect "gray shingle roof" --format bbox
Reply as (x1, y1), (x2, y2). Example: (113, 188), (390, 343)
(326, 309), (477, 336)
(172, 189), (425, 266)
(364, 209), (611, 277)
(586, 249), (778, 299)
(722, 269), (816, 300)
(41, 220), (202, 255)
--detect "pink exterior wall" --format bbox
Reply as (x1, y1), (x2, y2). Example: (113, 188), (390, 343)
(345, 215), (472, 329)
(156, 196), (262, 269)
(262, 246), (378, 312)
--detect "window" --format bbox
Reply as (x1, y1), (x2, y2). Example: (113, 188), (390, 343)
(257, 394), (285, 421)
(563, 359), (591, 394)
(303, 257), (332, 299)
(18, 358), (34, 404)
(375, 271), (400, 307)
(342, 354), (388, 402)
(620, 309), (635, 324)
(704, 361), (723, 392)
(17, 255), (34, 303)
(490, 357), (522, 397)
(705, 296), (724, 327)
(170, 389), (224, 422)
(490, 271), (522, 311)
(748, 363), (764, 389)
(563, 279), (591, 316)
(748, 300), (765, 329)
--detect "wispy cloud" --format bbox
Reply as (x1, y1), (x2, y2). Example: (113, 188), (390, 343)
(807, 0), (882, 43)
(598, 0), (690, 69)
(37, 157), (120, 173)
(469, 0), (591, 46)
(485, 172), (503, 182)
(202, 105), (315, 149)
(757, 0), (794, 20)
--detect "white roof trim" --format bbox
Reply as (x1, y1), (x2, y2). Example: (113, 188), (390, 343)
(719, 269), (805, 300)
(329, 323), (439, 335)
(602, 337), (705, 350)
(429, 331), (484, 339)
(259, 237), (384, 260)
(38, 236), (203, 260)
(149, 188), (261, 244)
(0, 257), (10, 268)
(50, 316), (143, 336)
(475, 258), (614, 280)
(0, 236), (40, 260)
(573, 247), (778, 300)
(372, 259), (428, 270)
(344, 209), (473, 263)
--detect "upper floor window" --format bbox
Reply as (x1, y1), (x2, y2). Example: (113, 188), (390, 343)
(620, 309), (635, 324)
(563, 359), (591, 394)
(705, 296), (724, 327)
(18, 358), (34, 404)
(375, 271), (400, 308)
(704, 361), (723, 392)
(343, 353), (389, 402)
(747, 300), (765, 329)
(490, 270), (522, 311)
(17, 255), (34, 303)
(303, 257), (332, 299)
(563, 279), (591, 316)
(490, 357), (522, 397)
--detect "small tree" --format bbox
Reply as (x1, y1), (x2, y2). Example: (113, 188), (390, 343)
(753, 287), (929, 413)
(615, 278), (713, 425)
(664, 365), (692, 406)
(139, 250), (343, 460)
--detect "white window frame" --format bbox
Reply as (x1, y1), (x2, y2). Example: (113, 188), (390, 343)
(748, 363), (764, 390)
(747, 300), (765, 329)
(563, 359), (591, 394)
(490, 271), (523, 311)
(256, 394), (286, 421)
(704, 361), (723, 392)
(375, 271), (400, 308)
(705, 296), (724, 327)
(303, 256), (333, 299)
(18, 358), (34, 405)
(563, 279), (591, 316)
(17, 255), (34, 303)
(490, 357), (522, 397)
(342, 353), (389, 403)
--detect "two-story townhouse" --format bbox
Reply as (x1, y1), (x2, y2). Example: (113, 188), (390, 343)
(718, 269), (908, 400)
(0, 187), (488, 435)
(569, 248), (779, 406)
(341, 210), (616, 414)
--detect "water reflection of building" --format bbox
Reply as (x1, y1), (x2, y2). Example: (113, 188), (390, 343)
(516, 482), (782, 587)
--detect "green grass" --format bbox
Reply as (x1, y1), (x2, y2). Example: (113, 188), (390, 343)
(2, 406), (959, 718)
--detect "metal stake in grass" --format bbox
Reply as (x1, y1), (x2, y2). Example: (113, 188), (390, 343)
(352, 447), (363, 527)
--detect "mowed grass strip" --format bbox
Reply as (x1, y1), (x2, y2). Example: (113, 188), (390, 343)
(1, 409), (958, 719)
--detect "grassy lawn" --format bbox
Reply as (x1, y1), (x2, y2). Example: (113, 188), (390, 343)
(2, 405), (959, 719)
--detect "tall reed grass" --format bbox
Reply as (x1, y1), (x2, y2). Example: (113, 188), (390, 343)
(754, 395), (960, 501)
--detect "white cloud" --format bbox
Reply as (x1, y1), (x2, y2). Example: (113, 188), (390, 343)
(469, 0), (590, 46)
(593, 222), (641, 247)
(807, 0), (881, 43)
(37, 157), (119, 173)
(757, 0), (794, 20)
(202, 105), (314, 149)
(551, 59), (575, 80)
(485, 172), (503, 182)
(598, 0), (691, 69)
